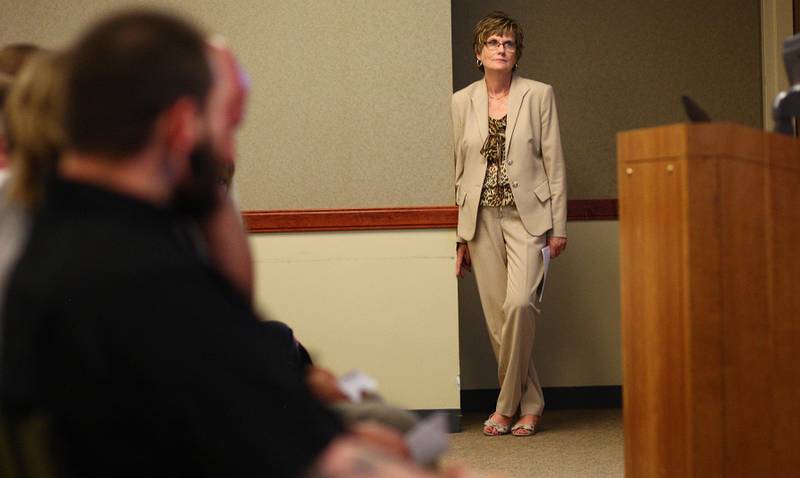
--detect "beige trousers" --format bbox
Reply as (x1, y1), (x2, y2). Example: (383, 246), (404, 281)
(468, 206), (546, 417)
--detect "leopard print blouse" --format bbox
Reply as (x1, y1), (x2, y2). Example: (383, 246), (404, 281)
(479, 115), (515, 207)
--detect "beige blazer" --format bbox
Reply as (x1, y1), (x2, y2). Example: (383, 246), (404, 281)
(452, 75), (567, 242)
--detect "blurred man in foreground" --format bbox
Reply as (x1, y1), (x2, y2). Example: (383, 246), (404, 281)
(0, 9), (492, 477)
(1, 11), (345, 476)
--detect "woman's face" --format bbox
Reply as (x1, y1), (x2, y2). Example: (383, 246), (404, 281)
(477, 31), (517, 74)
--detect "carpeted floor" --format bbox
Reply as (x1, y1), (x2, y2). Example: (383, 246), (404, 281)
(441, 409), (623, 477)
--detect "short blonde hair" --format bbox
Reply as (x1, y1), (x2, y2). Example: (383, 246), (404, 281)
(472, 11), (524, 71)
(0, 43), (41, 76)
(4, 52), (68, 207)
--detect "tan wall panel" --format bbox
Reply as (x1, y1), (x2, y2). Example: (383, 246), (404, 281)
(249, 229), (460, 410)
(0, 0), (454, 210)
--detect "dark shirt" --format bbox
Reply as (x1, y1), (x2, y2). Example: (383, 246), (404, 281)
(0, 177), (342, 477)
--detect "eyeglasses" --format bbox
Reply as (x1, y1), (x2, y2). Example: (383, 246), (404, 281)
(484, 39), (516, 51)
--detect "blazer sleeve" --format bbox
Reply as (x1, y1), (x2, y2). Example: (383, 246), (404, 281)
(540, 85), (567, 238)
(452, 94), (467, 243)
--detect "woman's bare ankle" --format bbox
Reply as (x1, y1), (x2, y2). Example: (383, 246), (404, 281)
(516, 414), (539, 426)
(490, 412), (512, 425)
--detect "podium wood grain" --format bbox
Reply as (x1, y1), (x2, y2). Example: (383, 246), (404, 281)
(617, 123), (799, 477)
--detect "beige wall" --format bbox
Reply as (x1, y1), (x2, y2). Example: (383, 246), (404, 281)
(250, 229), (460, 410)
(0, 0), (455, 210)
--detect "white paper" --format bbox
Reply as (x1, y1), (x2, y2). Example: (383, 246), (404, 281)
(538, 246), (551, 302)
(337, 370), (379, 403)
(405, 412), (449, 467)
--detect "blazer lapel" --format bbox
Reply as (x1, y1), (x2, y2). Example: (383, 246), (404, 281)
(504, 75), (530, 157)
(470, 83), (489, 142)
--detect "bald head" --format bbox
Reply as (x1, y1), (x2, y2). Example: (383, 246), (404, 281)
(207, 36), (248, 129)
(204, 37), (249, 183)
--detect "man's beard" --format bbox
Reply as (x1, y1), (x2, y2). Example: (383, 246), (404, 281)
(171, 140), (220, 220)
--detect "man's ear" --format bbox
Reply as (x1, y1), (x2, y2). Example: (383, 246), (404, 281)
(159, 97), (201, 160)
(0, 136), (8, 169)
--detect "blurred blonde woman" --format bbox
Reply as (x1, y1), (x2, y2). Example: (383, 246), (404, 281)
(0, 52), (67, 345)
(453, 12), (567, 436)
(4, 52), (68, 207)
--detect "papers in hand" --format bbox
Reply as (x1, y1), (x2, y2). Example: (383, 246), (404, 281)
(337, 370), (379, 403)
(405, 412), (449, 467)
(538, 246), (551, 302)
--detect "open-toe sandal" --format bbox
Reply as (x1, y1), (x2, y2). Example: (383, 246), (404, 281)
(482, 416), (510, 436)
(511, 422), (536, 437)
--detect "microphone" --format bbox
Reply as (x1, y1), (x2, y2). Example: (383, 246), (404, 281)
(773, 33), (800, 135)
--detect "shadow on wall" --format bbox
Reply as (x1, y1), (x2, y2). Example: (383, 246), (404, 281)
(457, 272), (497, 390)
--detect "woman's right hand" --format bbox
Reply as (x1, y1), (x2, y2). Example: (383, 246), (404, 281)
(456, 243), (471, 278)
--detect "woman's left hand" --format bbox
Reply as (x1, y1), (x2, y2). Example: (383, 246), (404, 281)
(548, 236), (567, 258)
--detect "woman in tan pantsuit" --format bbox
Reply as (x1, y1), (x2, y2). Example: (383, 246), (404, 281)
(453, 12), (567, 436)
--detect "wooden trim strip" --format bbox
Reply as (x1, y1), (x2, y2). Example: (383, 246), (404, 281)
(243, 199), (617, 233)
(567, 199), (619, 221)
(243, 206), (456, 233)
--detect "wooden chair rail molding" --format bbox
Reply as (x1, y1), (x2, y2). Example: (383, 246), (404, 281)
(242, 199), (617, 233)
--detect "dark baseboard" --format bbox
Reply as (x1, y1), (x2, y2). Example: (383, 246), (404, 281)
(460, 386), (622, 413)
(408, 387), (620, 433)
(410, 409), (462, 433)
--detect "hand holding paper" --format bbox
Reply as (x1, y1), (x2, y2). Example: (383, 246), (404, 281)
(538, 246), (550, 302)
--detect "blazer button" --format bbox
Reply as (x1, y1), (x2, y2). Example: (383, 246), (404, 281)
(512, 181), (519, 188)
(507, 160), (514, 166)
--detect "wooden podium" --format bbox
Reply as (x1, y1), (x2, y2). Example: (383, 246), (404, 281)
(617, 123), (799, 477)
